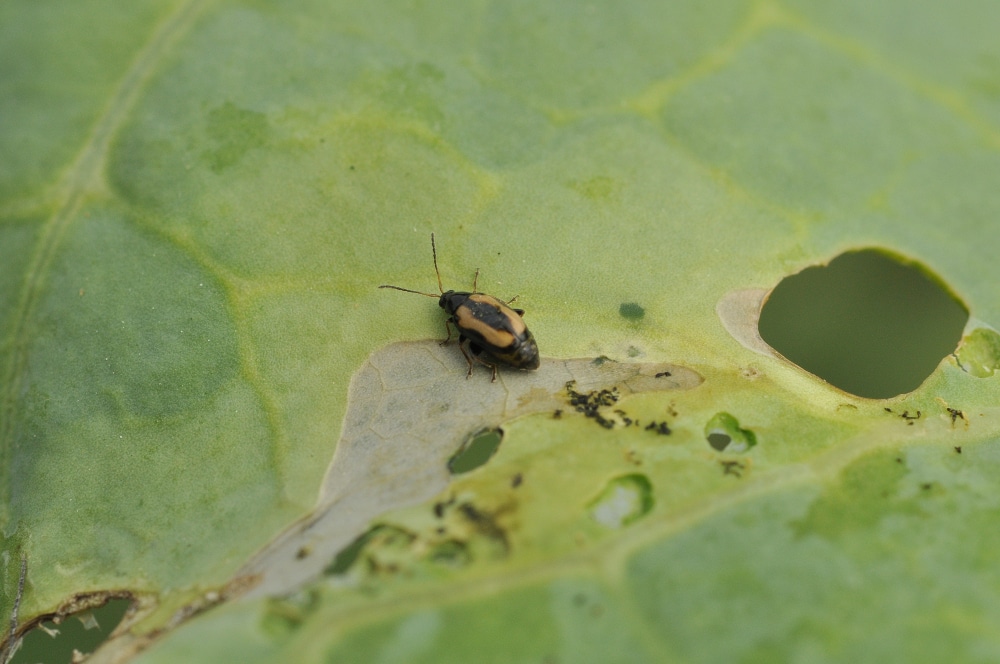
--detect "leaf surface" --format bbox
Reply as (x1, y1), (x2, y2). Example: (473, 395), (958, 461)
(2, 0), (999, 662)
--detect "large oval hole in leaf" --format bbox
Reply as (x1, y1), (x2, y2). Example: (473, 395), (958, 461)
(758, 249), (968, 399)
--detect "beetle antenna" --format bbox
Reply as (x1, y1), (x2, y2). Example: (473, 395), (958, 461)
(431, 233), (444, 294)
(378, 284), (439, 298)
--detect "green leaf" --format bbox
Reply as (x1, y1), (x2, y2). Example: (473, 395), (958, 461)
(2, 0), (1000, 662)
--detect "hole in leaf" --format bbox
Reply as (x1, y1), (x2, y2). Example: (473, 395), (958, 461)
(704, 412), (756, 453)
(10, 598), (131, 664)
(448, 427), (503, 475)
(954, 328), (1000, 377)
(707, 432), (732, 452)
(589, 473), (654, 528)
(619, 302), (645, 321)
(758, 249), (968, 398)
(326, 525), (418, 578)
(324, 528), (377, 576)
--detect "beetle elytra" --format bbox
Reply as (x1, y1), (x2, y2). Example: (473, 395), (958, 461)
(379, 234), (539, 382)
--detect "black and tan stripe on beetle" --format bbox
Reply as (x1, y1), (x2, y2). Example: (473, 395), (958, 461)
(379, 234), (540, 382)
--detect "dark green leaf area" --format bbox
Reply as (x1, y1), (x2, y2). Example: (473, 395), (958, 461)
(627, 442), (1000, 663)
(8, 210), (284, 592)
(204, 101), (272, 173)
(29, 211), (238, 419)
(0, 0), (171, 203)
(793, 449), (912, 541)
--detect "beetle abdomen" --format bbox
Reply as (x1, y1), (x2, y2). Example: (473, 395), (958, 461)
(483, 330), (540, 370)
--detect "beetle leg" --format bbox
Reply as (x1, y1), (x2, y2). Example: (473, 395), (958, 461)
(512, 308), (525, 316)
(458, 338), (476, 378)
(479, 357), (498, 382)
(467, 343), (499, 382)
(441, 318), (454, 346)
(472, 268), (480, 293)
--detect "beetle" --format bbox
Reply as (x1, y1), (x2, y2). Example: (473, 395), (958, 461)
(379, 233), (540, 382)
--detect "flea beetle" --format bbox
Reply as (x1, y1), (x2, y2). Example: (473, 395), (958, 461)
(379, 234), (540, 382)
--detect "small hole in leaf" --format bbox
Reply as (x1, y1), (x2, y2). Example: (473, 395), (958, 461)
(954, 328), (1000, 377)
(325, 525), (417, 578)
(758, 249), (968, 398)
(325, 529), (377, 576)
(589, 474), (654, 528)
(707, 432), (731, 452)
(619, 302), (645, 321)
(704, 412), (756, 453)
(10, 598), (131, 664)
(448, 427), (504, 475)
